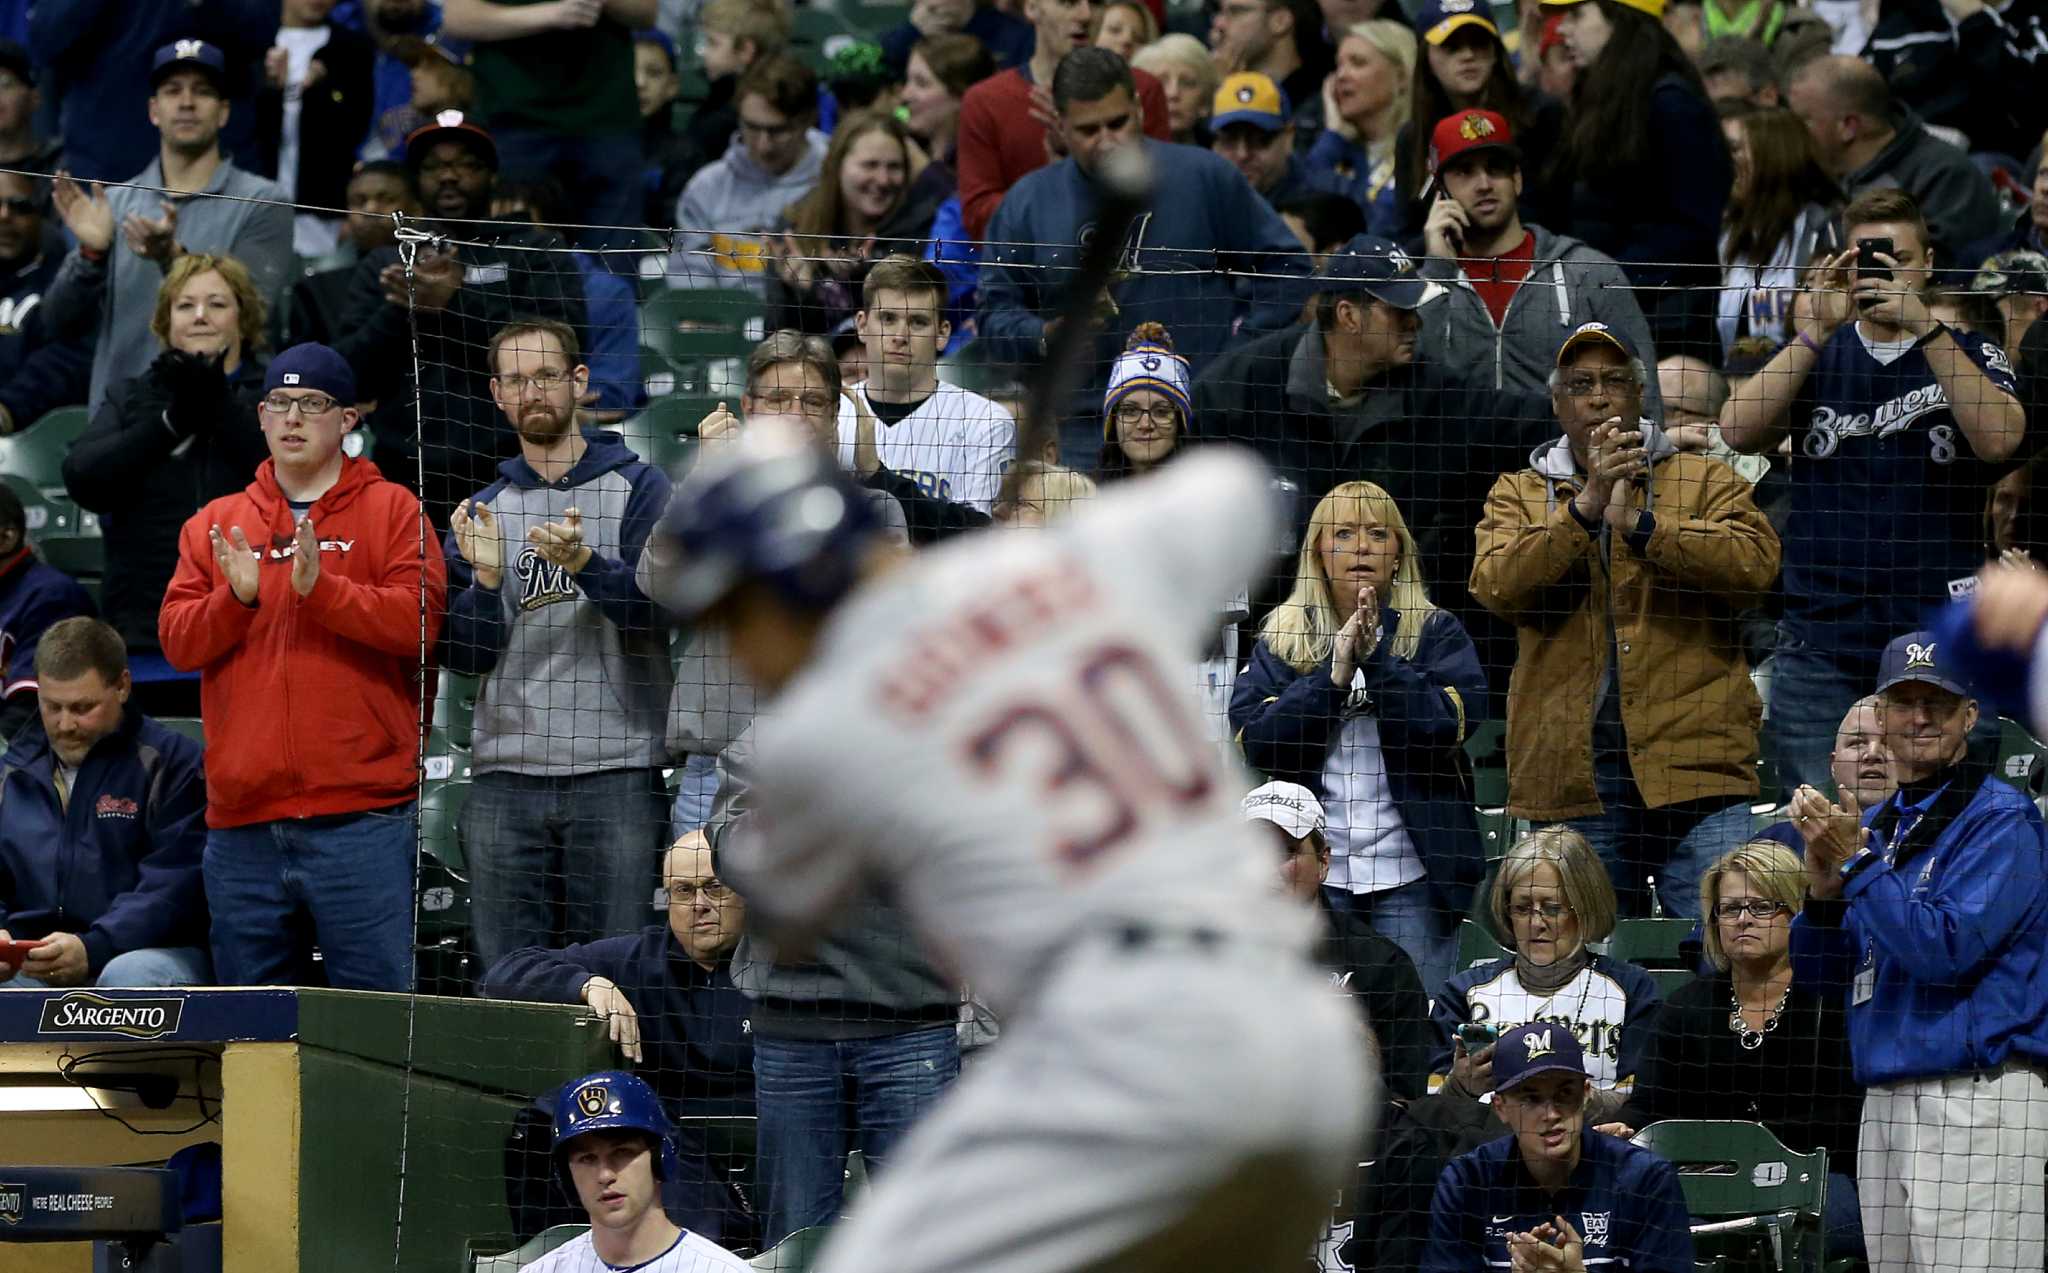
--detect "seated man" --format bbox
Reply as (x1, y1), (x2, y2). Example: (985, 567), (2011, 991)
(0, 482), (94, 739)
(0, 617), (208, 988)
(528, 1070), (750, 1273)
(1424, 1023), (1695, 1273)
(481, 833), (754, 1247)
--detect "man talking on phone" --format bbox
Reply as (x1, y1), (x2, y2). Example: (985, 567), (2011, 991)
(1721, 187), (2028, 799)
(1416, 109), (1661, 415)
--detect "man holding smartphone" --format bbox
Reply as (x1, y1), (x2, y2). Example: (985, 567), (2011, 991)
(1721, 187), (2028, 799)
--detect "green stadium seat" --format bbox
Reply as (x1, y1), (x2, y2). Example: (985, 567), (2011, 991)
(470, 1223), (587, 1271)
(1631, 1120), (1828, 1273)
(1648, 967), (1695, 997)
(1606, 917), (1696, 969)
(1996, 716), (2046, 795)
(0, 405), (88, 484)
(420, 777), (470, 874)
(1475, 805), (1515, 863)
(1456, 917), (1508, 970)
(750, 1224), (829, 1273)
(4, 473), (103, 579)
(641, 287), (768, 365)
(159, 717), (206, 746)
(432, 671), (480, 754)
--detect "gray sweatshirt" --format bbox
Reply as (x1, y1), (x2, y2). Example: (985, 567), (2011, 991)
(669, 131), (828, 294)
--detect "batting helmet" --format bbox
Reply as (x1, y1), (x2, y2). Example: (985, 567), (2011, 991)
(551, 1070), (679, 1185)
(658, 420), (882, 620)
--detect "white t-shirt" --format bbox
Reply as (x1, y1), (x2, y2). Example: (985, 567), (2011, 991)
(522, 1228), (749, 1273)
(835, 382), (1016, 512)
(1319, 662), (1424, 895)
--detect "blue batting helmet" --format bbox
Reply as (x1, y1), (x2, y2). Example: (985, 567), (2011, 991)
(658, 421), (881, 620)
(551, 1071), (679, 1184)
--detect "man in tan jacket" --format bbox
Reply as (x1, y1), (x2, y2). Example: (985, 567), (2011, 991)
(1470, 321), (1781, 918)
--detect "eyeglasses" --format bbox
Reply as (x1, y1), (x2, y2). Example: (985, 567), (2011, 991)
(667, 881), (735, 903)
(1713, 899), (1788, 921)
(418, 155), (488, 179)
(494, 370), (573, 393)
(1559, 371), (1639, 396)
(260, 393), (340, 417)
(1508, 901), (1573, 921)
(0, 197), (38, 217)
(1114, 401), (1179, 426)
(751, 388), (834, 414)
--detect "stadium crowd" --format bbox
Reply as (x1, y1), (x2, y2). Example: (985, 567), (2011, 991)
(0, 0), (2046, 1269)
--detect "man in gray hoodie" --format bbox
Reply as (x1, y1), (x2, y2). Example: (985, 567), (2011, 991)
(670, 54), (827, 294)
(1415, 108), (1662, 416)
(444, 317), (675, 974)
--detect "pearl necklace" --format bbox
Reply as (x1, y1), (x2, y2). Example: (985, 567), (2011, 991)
(1729, 980), (1792, 1051)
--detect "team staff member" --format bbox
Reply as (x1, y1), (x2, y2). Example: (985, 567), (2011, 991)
(1789, 630), (2048, 1273)
(1425, 1021), (1693, 1273)
(1721, 187), (2027, 797)
(160, 342), (448, 992)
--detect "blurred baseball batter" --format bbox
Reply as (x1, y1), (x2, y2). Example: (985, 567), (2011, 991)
(662, 422), (1372, 1273)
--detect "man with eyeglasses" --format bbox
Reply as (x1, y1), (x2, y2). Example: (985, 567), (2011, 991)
(672, 55), (825, 293)
(331, 108), (588, 526)
(1473, 320), (1780, 919)
(482, 831), (756, 1247)
(442, 317), (674, 975)
(159, 342), (448, 992)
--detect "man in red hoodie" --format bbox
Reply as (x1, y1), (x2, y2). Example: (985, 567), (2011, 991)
(160, 342), (448, 991)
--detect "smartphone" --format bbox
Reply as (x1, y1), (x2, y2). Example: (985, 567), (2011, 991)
(1855, 236), (1895, 281)
(0, 939), (45, 967)
(1456, 1020), (1498, 1052)
(1435, 194), (1464, 252)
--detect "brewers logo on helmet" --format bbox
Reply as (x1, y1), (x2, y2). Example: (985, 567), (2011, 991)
(551, 1070), (681, 1185)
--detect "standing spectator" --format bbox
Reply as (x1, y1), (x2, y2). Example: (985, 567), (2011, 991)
(0, 42), (59, 174)
(287, 160), (422, 347)
(0, 172), (92, 438)
(1132, 33), (1220, 145)
(1423, 1022), (1695, 1273)
(1304, 19), (1416, 233)
(1721, 188), (2024, 795)
(1209, 0), (1324, 132)
(442, 0), (655, 242)
(977, 48), (1310, 464)
(634, 29), (693, 230)
(672, 55), (825, 295)
(767, 110), (933, 336)
(353, 0), (448, 161)
(332, 110), (588, 525)
(1390, 0), (1564, 240)
(1718, 106), (1843, 365)
(955, 7), (1172, 240)
(880, 0), (1033, 76)
(1242, 779), (1435, 1101)
(1697, 35), (1780, 107)
(364, 36), (473, 162)
(256, 0), (379, 258)
(1233, 479), (1489, 996)
(671, 0), (790, 185)
(834, 256), (1014, 511)
(64, 255), (272, 658)
(1210, 71), (1338, 204)
(44, 40), (292, 419)
(1619, 841), (1868, 1262)
(1415, 107), (1663, 416)
(445, 318), (671, 971)
(1790, 631), (2048, 1273)
(1975, 249), (2048, 359)
(482, 833), (755, 1246)
(0, 617), (208, 988)
(901, 34), (992, 251)
(1471, 321), (1779, 916)
(1543, 0), (1731, 356)
(158, 343), (448, 992)
(0, 484), (93, 739)
(1095, 0), (1156, 60)
(1784, 56), (2001, 265)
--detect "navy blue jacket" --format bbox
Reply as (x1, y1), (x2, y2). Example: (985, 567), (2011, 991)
(879, 6), (1032, 75)
(1231, 606), (1488, 918)
(481, 924), (754, 1119)
(0, 707), (207, 974)
(0, 547), (94, 700)
(1791, 759), (2048, 1085)
(1425, 1128), (1694, 1273)
(0, 241), (91, 431)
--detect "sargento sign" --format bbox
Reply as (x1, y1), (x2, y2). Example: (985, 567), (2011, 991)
(36, 993), (184, 1040)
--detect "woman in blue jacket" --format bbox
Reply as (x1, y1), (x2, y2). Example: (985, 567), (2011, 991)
(1231, 479), (1486, 999)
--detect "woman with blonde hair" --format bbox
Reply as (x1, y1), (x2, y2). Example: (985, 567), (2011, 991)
(1619, 840), (1866, 1260)
(1306, 19), (1417, 234)
(1429, 825), (1660, 1125)
(1131, 33), (1217, 146)
(1232, 479), (1486, 997)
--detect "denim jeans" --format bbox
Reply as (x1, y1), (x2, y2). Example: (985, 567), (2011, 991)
(1351, 878), (1460, 1006)
(1568, 791), (1755, 919)
(205, 802), (418, 991)
(1766, 632), (1873, 798)
(753, 1024), (961, 1246)
(670, 753), (721, 838)
(463, 768), (667, 974)
(1826, 1169), (1869, 1264)
(491, 127), (643, 249)
(3, 946), (212, 989)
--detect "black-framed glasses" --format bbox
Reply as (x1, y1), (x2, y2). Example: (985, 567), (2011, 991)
(1114, 401), (1178, 426)
(666, 881), (735, 904)
(494, 370), (572, 393)
(738, 117), (800, 139)
(752, 387), (834, 414)
(261, 393), (339, 417)
(1713, 899), (1788, 921)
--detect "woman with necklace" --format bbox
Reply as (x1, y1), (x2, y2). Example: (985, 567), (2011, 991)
(1619, 842), (1866, 1262)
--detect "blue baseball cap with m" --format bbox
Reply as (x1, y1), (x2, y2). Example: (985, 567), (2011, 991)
(265, 343), (357, 405)
(1491, 1021), (1589, 1092)
(1876, 630), (1972, 698)
(151, 39), (227, 92)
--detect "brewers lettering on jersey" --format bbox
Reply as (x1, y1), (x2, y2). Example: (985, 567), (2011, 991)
(1428, 950), (1661, 1094)
(715, 449), (1371, 1273)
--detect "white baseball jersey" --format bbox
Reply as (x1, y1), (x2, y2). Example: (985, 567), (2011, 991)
(521, 1228), (750, 1273)
(834, 382), (1016, 512)
(723, 452), (1314, 1015)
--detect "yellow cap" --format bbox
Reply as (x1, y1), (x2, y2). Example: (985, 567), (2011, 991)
(1211, 72), (1290, 131)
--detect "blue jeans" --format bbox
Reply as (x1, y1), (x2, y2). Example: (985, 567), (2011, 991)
(205, 802), (418, 991)
(753, 1024), (961, 1246)
(463, 768), (667, 974)
(3, 946), (212, 989)
(1351, 878), (1459, 1007)
(1826, 1169), (1869, 1263)
(1766, 632), (1873, 798)
(491, 127), (643, 248)
(670, 753), (721, 838)
(1569, 788), (1755, 919)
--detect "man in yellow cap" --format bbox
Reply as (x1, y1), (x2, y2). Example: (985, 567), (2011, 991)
(1209, 71), (1341, 206)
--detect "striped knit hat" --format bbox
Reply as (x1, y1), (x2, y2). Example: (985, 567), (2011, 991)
(1102, 323), (1192, 437)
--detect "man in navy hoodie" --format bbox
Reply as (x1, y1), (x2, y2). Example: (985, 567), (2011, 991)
(0, 616), (208, 988)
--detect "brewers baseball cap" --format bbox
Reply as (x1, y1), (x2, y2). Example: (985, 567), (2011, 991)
(1241, 781), (1327, 840)
(1428, 108), (1519, 178)
(1975, 250), (2048, 299)
(1876, 630), (1972, 698)
(1554, 320), (1636, 368)
(1211, 72), (1290, 133)
(265, 343), (357, 405)
(1541, 0), (1665, 18)
(1415, 0), (1500, 44)
(1491, 1021), (1590, 1092)
(405, 108), (499, 173)
(1321, 234), (1440, 309)
(151, 38), (228, 92)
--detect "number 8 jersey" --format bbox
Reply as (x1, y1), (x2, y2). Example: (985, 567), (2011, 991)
(719, 452), (1313, 1015)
